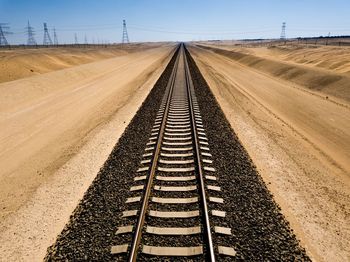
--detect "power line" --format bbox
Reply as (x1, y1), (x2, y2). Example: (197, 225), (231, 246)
(53, 28), (58, 45)
(0, 23), (12, 46)
(25, 20), (37, 45)
(128, 25), (277, 35)
(2, 20), (350, 44)
(43, 22), (53, 45)
(12, 21), (347, 32)
(122, 19), (129, 44)
(280, 22), (286, 39)
(5, 21), (350, 37)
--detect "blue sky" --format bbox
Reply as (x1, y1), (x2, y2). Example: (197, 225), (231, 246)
(1, 0), (349, 44)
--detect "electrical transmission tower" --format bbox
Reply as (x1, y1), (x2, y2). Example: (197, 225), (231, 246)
(122, 19), (129, 44)
(280, 22), (286, 40)
(25, 21), (37, 45)
(74, 33), (78, 44)
(43, 23), (53, 45)
(84, 35), (88, 44)
(0, 23), (11, 46)
(53, 28), (58, 45)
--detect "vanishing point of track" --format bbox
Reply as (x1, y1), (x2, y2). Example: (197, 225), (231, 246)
(110, 44), (235, 260)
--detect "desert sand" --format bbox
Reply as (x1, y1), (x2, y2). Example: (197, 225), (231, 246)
(189, 43), (350, 262)
(197, 43), (350, 102)
(212, 43), (350, 73)
(0, 43), (166, 83)
(0, 44), (175, 261)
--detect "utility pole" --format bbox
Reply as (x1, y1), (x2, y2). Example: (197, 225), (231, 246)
(122, 19), (130, 44)
(25, 21), (37, 45)
(43, 22), (53, 45)
(326, 32), (330, 45)
(53, 28), (58, 45)
(0, 23), (11, 46)
(280, 22), (286, 40)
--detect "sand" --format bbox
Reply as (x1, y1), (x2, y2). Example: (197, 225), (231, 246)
(248, 45), (350, 74)
(189, 44), (350, 262)
(199, 43), (350, 74)
(0, 44), (175, 261)
(0, 43), (165, 83)
(197, 44), (350, 103)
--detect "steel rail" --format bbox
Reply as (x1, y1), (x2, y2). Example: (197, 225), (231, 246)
(127, 45), (180, 262)
(183, 45), (216, 261)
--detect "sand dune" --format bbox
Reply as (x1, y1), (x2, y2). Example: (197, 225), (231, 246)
(199, 43), (350, 74)
(198, 44), (350, 102)
(189, 44), (350, 261)
(257, 45), (350, 74)
(0, 43), (165, 83)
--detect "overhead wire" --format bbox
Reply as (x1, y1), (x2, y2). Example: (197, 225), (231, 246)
(4, 21), (350, 41)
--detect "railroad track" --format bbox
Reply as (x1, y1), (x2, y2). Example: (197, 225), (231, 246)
(111, 44), (235, 261)
(45, 43), (310, 261)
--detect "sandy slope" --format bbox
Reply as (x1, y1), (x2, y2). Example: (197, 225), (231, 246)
(200, 43), (350, 74)
(249, 45), (350, 74)
(0, 44), (175, 221)
(197, 44), (350, 103)
(189, 45), (350, 261)
(0, 44), (164, 83)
